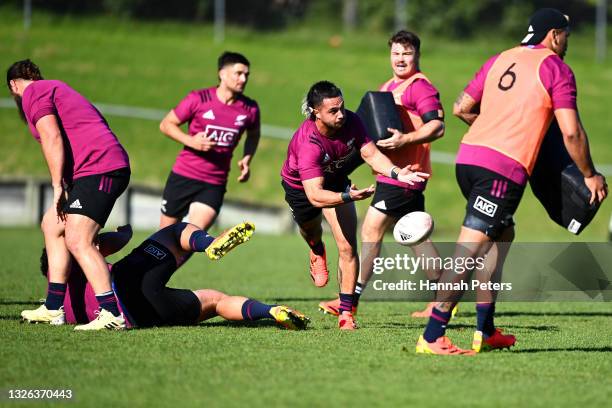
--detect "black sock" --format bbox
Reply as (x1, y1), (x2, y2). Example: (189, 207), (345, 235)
(241, 299), (275, 321)
(44, 282), (67, 310)
(338, 293), (354, 314)
(96, 291), (121, 317)
(307, 239), (325, 256)
(353, 282), (365, 307)
(476, 302), (496, 337)
(423, 306), (453, 342)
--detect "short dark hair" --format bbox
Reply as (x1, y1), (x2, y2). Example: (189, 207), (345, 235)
(388, 30), (421, 54)
(6, 59), (43, 91)
(218, 51), (250, 71)
(302, 81), (343, 120)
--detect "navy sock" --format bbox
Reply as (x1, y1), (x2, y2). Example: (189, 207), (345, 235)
(307, 239), (325, 256)
(476, 302), (496, 337)
(241, 299), (274, 321)
(44, 282), (67, 310)
(96, 291), (120, 317)
(353, 282), (365, 307)
(339, 293), (354, 314)
(423, 307), (453, 342)
(189, 230), (215, 252)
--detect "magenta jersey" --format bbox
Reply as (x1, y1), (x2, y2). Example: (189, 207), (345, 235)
(458, 44), (578, 184)
(61, 264), (132, 328)
(171, 87), (260, 185)
(281, 110), (371, 190)
(378, 76), (443, 189)
(21, 80), (130, 182)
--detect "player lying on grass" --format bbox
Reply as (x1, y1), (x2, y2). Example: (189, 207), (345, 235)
(23, 222), (309, 331)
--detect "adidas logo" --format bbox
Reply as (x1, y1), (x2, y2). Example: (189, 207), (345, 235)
(69, 199), (82, 209)
(235, 114), (247, 121)
(203, 110), (216, 120)
(374, 200), (387, 210)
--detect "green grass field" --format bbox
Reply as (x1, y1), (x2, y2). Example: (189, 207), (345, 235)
(0, 9), (611, 407)
(0, 7), (611, 240)
(1, 228), (611, 407)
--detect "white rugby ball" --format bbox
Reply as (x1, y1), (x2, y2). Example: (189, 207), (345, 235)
(393, 211), (434, 246)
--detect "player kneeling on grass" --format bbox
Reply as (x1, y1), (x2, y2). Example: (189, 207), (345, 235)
(25, 222), (309, 331)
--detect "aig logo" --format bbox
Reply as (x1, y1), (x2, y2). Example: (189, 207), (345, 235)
(144, 244), (167, 260)
(205, 125), (238, 147)
(473, 196), (498, 217)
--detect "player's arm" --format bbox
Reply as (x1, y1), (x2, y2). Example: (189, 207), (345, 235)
(379, 119), (444, 149)
(97, 225), (133, 257)
(237, 126), (260, 182)
(159, 110), (215, 152)
(555, 108), (607, 203)
(302, 177), (374, 208)
(36, 114), (66, 218)
(360, 141), (430, 185)
(452, 91), (480, 125)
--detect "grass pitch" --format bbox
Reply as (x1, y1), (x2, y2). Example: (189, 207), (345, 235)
(1, 228), (611, 407)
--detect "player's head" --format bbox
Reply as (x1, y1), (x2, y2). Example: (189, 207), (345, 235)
(302, 81), (345, 129)
(40, 248), (48, 277)
(217, 51), (250, 94)
(521, 8), (570, 59)
(6, 59), (43, 122)
(388, 30), (420, 79)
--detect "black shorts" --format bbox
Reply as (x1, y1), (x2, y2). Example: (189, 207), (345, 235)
(112, 240), (201, 328)
(282, 177), (351, 225)
(161, 172), (226, 218)
(63, 167), (130, 227)
(456, 164), (526, 238)
(369, 181), (425, 218)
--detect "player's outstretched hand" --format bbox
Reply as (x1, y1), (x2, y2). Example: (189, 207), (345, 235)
(190, 132), (217, 152)
(348, 184), (375, 201)
(376, 128), (408, 150)
(397, 165), (430, 185)
(237, 157), (251, 183)
(585, 172), (608, 204)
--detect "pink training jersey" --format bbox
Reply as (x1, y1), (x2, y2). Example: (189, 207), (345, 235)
(171, 87), (260, 185)
(457, 44), (577, 185)
(21, 80), (130, 183)
(377, 77), (443, 190)
(61, 264), (132, 328)
(281, 110), (371, 190)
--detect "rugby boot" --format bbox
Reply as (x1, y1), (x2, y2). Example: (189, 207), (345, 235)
(206, 222), (255, 260)
(270, 306), (310, 330)
(309, 244), (329, 287)
(338, 311), (358, 330)
(21, 305), (65, 325)
(74, 308), (126, 331)
(472, 329), (516, 352)
(416, 335), (475, 355)
(318, 297), (357, 316)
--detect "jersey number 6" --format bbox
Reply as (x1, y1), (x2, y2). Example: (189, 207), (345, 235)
(498, 63), (517, 91)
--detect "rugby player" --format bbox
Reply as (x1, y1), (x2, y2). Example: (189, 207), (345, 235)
(8, 60), (131, 330)
(159, 51), (260, 230)
(281, 80), (429, 330)
(416, 8), (608, 355)
(29, 222), (309, 330)
(317, 31), (446, 319)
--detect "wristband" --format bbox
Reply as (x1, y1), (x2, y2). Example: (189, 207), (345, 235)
(341, 191), (352, 203)
(390, 166), (399, 180)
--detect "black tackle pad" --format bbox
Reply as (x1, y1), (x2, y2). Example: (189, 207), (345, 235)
(356, 91), (404, 142)
(530, 120), (601, 235)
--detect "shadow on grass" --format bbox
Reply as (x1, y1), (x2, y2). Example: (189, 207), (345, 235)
(512, 346), (612, 353)
(460, 311), (612, 318)
(0, 300), (41, 306)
